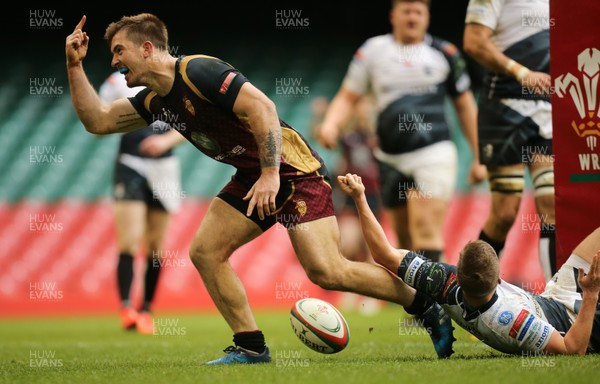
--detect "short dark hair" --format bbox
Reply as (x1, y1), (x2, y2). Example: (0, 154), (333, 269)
(104, 13), (169, 50)
(392, 0), (431, 8)
(457, 240), (500, 298)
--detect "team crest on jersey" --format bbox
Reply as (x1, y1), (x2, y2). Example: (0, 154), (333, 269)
(183, 96), (195, 116)
(293, 199), (307, 217)
(498, 311), (513, 326)
(191, 131), (221, 156)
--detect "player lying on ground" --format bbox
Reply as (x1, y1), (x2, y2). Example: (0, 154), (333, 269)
(338, 173), (600, 355)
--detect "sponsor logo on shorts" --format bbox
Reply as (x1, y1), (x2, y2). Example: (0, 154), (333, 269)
(498, 311), (514, 326)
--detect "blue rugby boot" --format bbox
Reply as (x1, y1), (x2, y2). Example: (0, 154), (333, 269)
(205, 346), (272, 365)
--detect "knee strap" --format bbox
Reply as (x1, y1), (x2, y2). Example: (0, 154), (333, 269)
(531, 166), (555, 197)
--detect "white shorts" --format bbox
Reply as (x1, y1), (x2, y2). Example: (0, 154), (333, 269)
(540, 254), (589, 322)
(118, 154), (183, 212)
(373, 140), (457, 201)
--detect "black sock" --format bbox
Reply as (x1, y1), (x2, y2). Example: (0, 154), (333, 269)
(415, 249), (442, 263)
(117, 253), (134, 308)
(539, 224), (557, 281)
(233, 330), (266, 354)
(141, 255), (162, 312)
(404, 290), (434, 317)
(479, 230), (505, 258)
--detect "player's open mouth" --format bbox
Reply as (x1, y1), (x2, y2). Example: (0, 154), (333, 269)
(119, 67), (130, 75)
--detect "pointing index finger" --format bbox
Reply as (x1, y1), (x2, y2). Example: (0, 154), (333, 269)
(74, 15), (87, 31)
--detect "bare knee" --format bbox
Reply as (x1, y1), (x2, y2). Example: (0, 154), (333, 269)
(304, 262), (346, 291)
(189, 240), (231, 270)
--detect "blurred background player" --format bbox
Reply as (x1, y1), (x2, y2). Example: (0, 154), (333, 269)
(463, 0), (555, 280)
(99, 71), (186, 334)
(311, 95), (383, 314)
(318, 0), (486, 263)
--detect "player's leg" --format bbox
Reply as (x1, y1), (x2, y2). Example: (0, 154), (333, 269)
(285, 174), (454, 358)
(288, 215), (454, 358)
(385, 206), (411, 249)
(529, 151), (556, 281)
(113, 200), (146, 329)
(479, 164), (524, 257)
(406, 141), (458, 262)
(113, 163), (148, 330)
(407, 197), (446, 261)
(476, 96), (538, 258)
(134, 206), (170, 334)
(136, 156), (182, 333)
(289, 215), (415, 304)
(377, 160), (412, 249)
(189, 197), (271, 364)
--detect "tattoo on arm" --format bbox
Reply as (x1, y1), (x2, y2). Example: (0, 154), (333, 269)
(259, 129), (281, 168)
(115, 112), (142, 131)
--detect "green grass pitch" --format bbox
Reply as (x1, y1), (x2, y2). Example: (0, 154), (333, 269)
(1, 304), (598, 384)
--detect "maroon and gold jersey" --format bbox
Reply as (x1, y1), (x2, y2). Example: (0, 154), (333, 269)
(128, 55), (324, 182)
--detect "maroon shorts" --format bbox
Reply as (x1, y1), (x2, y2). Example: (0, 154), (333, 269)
(218, 171), (335, 231)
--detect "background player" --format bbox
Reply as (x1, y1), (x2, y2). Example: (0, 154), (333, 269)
(463, 0), (555, 280)
(65, 13), (455, 364)
(318, 0), (486, 262)
(339, 173), (600, 355)
(99, 71), (186, 334)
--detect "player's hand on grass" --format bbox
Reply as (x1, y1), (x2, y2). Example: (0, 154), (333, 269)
(66, 16), (89, 67)
(337, 173), (365, 200)
(244, 169), (280, 220)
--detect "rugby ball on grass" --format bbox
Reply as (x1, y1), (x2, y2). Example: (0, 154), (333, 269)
(290, 298), (350, 354)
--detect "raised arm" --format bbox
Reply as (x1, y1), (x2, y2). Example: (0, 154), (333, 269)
(337, 174), (409, 272)
(316, 87), (362, 149)
(65, 16), (147, 135)
(233, 82), (282, 220)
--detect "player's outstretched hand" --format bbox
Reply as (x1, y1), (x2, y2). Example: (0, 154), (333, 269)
(578, 251), (600, 297)
(66, 16), (89, 67)
(337, 173), (365, 200)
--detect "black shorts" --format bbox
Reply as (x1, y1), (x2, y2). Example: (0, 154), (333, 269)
(377, 160), (413, 208)
(478, 97), (552, 167)
(113, 162), (165, 210)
